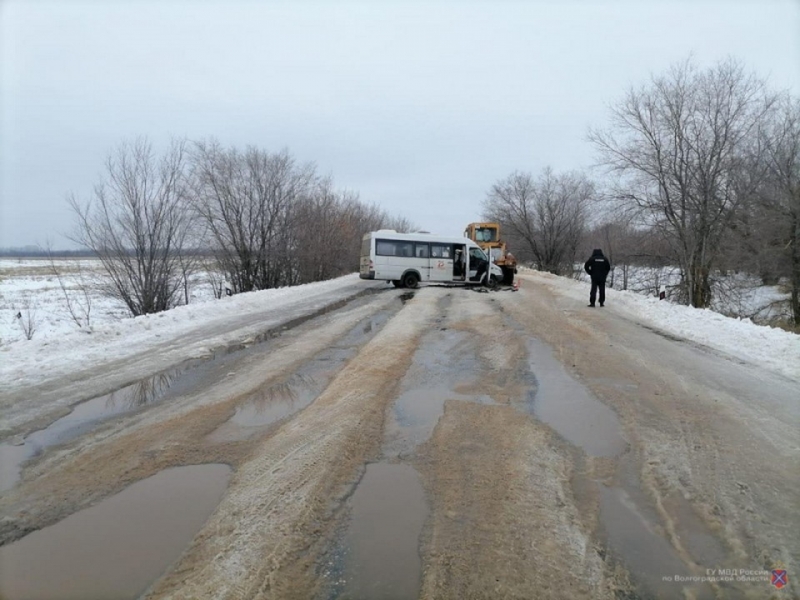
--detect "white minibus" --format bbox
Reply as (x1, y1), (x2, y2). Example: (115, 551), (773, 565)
(359, 230), (503, 288)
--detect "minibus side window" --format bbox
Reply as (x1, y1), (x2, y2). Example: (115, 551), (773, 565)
(376, 240), (413, 257)
(431, 244), (451, 259)
(376, 240), (395, 255)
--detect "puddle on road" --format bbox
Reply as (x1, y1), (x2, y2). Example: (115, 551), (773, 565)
(326, 300), (490, 598)
(599, 485), (727, 600)
(208, 310), (393, 443)
(384, 385), (495, 458)
(383, 326), (493, 459)
(0, 444), (30, 494)
(598, 484), (706, 598)
(662, 491), (729, 568)
(523, 339), (627, 458)
(328, 463), (429, 600)
(503, 318), (730, 597)
(0, 370), (189, 493)
(207, 370), (333, 443)
(498, 312), (626, 458)
(1, 307), (395, 492)
(230, 375), (320, 426)
(596, 449), (731, 599)
(0, 463), (231, 600)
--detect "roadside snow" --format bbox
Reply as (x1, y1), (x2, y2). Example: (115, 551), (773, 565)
(0, 271), (376, 393)
(2, 260), (797, 404)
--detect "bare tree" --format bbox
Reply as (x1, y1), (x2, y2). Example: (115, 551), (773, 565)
(590, 57), (775, 307)
(309, 189), (373, 280)
(484, 168), (593, 275)
(292, 183), (412, 283)
(758, 95), (800, 325)
(190, 140), (412, 290)
(382, 214), (416, 233)
(201, 253), (228, 299)
(69, 138), (195, 316)
(293, 178), (343, 283)
(584, 215), (641, 289)
(189, 141), (316, 292)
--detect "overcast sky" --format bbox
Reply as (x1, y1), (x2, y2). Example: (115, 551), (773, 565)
(2, 0), (799, 248)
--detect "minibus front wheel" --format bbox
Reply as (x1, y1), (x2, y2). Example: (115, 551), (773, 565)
(402, 272), (420, 289)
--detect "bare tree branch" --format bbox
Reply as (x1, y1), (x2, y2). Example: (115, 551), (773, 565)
(591, 58), (777, 307)
(483, 168), (593, 275)
(68, 137), (195, 316)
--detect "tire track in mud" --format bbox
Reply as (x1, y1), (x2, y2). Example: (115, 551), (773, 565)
(313, 290), (618, 599)
(507, 273), (798, 600)
(0, 291), (402, 548)
(408, 292), (616, 600)
(144, 289), (444, 600)
(0, 284), (387, 436)
(417, 402), (614, 599)
(7, 279), (794, 599)
(502, 281), (724, 598)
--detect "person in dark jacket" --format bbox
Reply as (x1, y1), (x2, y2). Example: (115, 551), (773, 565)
(584, 248), (611, 307)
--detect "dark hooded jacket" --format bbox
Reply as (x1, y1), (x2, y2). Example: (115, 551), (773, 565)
(584, 249), (611, 282)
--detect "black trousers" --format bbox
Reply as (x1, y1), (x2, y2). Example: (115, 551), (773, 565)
(590, 279), (606, 305)
(473, 261), (487, 282)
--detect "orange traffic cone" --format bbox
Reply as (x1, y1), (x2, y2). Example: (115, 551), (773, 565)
(513, 279), (520, 291)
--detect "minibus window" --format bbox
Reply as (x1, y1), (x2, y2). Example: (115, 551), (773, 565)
(376, 240), (414, 257)
(376, 240), (395, 256)
(431, 244), (451, 259)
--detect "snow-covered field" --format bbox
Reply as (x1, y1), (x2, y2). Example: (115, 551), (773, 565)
(0, 258), (218, 344)
(1, 259), (798, 389)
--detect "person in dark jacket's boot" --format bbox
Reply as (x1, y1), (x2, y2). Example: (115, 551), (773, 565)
(584, 248), (611, 307)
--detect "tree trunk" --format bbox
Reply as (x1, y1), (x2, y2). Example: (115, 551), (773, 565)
(690, 262), (712, 308)
(791, 214), (800, 326)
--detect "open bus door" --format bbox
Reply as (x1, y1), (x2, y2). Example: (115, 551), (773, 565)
(429, 243), (465, 283)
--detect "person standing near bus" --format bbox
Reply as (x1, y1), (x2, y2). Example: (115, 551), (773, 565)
(584, 248), (611, 307)
(469, 247), (489, 283)
(454, 248), (466, 278)
(475, 258), (487, 283)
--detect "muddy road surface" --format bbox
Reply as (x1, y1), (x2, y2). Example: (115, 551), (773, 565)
(1, 276), (797, 600)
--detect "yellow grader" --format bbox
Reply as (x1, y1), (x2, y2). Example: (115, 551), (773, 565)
(463, 222), (517, 285)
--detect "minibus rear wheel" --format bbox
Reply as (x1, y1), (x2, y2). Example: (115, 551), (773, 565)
(402, 272), (420, 289)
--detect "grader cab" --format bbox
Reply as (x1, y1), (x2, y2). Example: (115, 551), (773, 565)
(463, 222), (517, 285)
